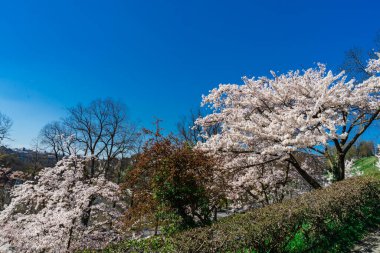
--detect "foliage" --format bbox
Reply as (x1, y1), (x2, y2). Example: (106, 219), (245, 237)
(344, 140), (375, 160)
(99, 176), (379, 253)
(0, 156), (124, 252)
(0, 153), (23, 169)
(123, 134), (225, 234)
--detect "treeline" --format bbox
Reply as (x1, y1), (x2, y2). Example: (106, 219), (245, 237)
(346, 140), (376, 159)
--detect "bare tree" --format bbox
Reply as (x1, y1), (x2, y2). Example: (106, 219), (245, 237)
(28, 138), (44, 178)
(340, 32), (380, 82)
(177, 109), (220, 146)
(100, 100), (141, 178)
(65, 98), (139, 178)
(39, 121), (74, 162)
(0, 112), (12, 144)
(64, 100), (109, 177)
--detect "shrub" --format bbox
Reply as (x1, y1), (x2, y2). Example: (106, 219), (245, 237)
(99, 176), (379, 253)
(122, 134), (226, 234)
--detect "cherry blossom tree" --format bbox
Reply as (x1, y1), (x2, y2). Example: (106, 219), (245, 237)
(0, 156), (124, 252)
(195, 53), (380, 198)
(367, 52), (380, 74)
(227, 152), (326, 207)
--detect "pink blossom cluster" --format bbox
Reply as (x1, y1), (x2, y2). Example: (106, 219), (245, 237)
(196, 54), (380, 204)
(0, 156), (124, 252)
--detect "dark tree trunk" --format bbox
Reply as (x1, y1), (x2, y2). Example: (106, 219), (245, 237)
(213, 207), (218, 222)
(288, 155), (322, 189)
(54, 151), (59, 163)
(82, 196), (96, 227)
(335, 153), (346, 181)
(66, 217), (77, 251)
(90, 156), (95, 178)
(154, 217), (159, 236)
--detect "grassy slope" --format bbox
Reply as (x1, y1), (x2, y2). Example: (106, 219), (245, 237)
(354, 156), (380, 177)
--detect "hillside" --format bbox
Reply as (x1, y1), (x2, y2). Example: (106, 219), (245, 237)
(354, 156), (379, 176)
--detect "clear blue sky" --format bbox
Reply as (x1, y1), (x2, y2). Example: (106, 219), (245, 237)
(0, 0), (379, 148)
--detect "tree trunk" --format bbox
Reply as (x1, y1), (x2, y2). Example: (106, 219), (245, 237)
(335, 153), (346, 181)
(66, 217), (77, 251)
(54, 151), (59, 163)
(213, 206), (218, 222)
(288, 156), (322, 189)
(82, 196), (95, 226)
(90, 156), (95, 178)
(154, 217), (159, 236)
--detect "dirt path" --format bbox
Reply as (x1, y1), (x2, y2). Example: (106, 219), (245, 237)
(351, 229), (380, 253)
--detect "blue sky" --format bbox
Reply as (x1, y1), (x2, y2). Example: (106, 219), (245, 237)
(0, 0), (379, 148)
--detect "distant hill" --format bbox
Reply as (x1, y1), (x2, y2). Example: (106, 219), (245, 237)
(0, 146), (57, 169)
(0, 146), (60, 210)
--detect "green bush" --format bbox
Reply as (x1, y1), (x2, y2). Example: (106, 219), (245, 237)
(95, 176), (380, 253)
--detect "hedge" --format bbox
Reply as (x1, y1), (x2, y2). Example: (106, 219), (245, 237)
(87, 176), (380, 253)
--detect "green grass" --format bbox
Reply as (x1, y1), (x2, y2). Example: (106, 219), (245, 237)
(354, 156), (380, 177)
